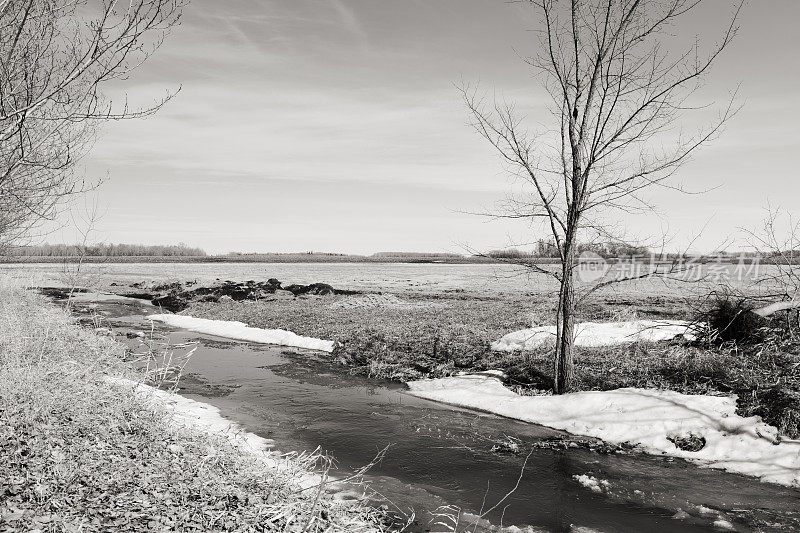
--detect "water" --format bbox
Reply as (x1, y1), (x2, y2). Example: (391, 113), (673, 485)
(76, 293), (800, 533)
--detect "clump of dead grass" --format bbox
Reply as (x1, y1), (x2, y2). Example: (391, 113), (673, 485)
(0, 282), (386, 532)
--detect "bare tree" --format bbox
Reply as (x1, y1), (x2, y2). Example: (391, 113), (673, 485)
(465, 0), (741, 393)
(745, 208), (800, 320)
(61, 197), (103, 306)
(0, 0), (187, 247)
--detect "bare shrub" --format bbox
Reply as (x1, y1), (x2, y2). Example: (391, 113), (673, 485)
(1, 0), (187, 245)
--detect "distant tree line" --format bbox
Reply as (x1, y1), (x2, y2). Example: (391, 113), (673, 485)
(8, 243), (206, 257)
(485, 249), (538, 259)
(221, 251), (475, 263)
(371, 252), (464, 260)
(488, 242), (651, 260)
(228, 252), (354, 257)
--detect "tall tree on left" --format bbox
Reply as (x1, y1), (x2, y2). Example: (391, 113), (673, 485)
(0, 0), (187, 245)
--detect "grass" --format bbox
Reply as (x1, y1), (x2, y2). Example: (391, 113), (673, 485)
(187, 290), (800, 438)
(0, 283), (386, 532)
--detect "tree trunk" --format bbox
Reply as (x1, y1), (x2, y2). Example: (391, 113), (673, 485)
(752, 300), (800, 317)
(554, 245), (576, 394)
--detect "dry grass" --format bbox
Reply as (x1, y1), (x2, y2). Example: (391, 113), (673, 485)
(0, 282), (386, 532)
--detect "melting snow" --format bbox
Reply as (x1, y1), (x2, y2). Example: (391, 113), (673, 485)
(147, 314), (334, 352)
(406, 373), (800, 487)
(491, 320), (697, 351)
(712, 518), (737, 531)
(573, 474), (611, 493)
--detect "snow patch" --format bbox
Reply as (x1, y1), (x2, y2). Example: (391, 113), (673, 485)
(406, 373), (800, 487)
(147, 314), (334, 352)
(492, 320), (697, 351)
(712, 518), (737, 531)
(573, 474), (610, 493)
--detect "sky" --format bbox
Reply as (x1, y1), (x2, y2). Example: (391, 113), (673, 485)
(45, 0), (800, 255)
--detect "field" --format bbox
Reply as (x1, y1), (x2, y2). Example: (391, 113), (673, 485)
(0, 253), (502, 264)
(11, 260), (799, 439)
(0, 259), (770, 295)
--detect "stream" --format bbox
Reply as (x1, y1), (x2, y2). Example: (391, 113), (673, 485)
(69, 292), (800, 533)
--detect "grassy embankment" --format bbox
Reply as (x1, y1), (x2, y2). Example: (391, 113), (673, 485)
(0, 284), (385, 532)
(187, 287), (800, 439)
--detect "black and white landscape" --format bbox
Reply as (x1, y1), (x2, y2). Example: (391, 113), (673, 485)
(1, 2), (799, 532)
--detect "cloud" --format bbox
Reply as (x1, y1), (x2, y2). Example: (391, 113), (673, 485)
(328, 0), (369, 48)
(61, 0), (800, 254)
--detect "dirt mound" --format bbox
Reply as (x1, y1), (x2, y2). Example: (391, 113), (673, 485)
(37, 287), (89, 300)
(133, 279), (359, 312)
(283, 282), (336, 296)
